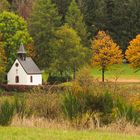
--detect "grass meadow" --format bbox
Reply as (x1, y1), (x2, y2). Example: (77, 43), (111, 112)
(91, 64), (140, 82)
(0, 64), (140, 140)
(0, 127), (139, 140)
(43, 64), (140, 82)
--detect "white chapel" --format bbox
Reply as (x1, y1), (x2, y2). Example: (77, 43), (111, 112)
(7, 44), (42, 85)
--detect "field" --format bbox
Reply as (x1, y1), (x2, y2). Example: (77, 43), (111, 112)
(92, 64), (140, 82)
(0, 127), (139, 140)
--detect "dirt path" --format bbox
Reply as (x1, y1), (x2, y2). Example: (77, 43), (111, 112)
(106, 79), (140, 83)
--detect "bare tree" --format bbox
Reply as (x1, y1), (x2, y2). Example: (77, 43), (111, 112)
(12, 0), (34, 19)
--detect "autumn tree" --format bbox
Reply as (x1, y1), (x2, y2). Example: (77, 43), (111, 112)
(30, 0), (61, 69)
(52, 25), (89, 79)
(125, 34), (140, 70)
(92, 31), (123, 82)
(0, 11), (32, 69)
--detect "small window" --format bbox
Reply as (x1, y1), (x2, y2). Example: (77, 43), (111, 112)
(15, 76), (19, 83)
(15, 63), (19, 67)
(30, 76), (33, 83)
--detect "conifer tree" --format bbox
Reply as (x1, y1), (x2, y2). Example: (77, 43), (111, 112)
(30, 0), (61, 69)
(65, 0), (89, 47)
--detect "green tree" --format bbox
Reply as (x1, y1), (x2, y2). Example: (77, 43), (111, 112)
(83, 0), (106, 37)
(0, 11), (32, 69)
(52, 0), (71, 22)
(0, 33), (7, 73)
(65, 0), (89, 47)
(52, 25), (88, 79)
(0, 0), (10, 13)
(30, 0), (61, 69)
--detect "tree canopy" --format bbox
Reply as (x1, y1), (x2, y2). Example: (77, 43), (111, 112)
(65, 0), (89, 47)
(30, 0), (61, 69)
(125, 35), (140, 70)
(0, 33), (7, 73)
(0, 0), (10, 13)
(92, 31), (123, 82)
(52, 25), (88, 79)
(0, 11), (32, 69)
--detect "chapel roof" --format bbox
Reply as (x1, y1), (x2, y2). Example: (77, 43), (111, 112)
(18, 57), (42, 74)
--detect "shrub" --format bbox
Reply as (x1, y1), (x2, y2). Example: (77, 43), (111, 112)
(0, 100), (15, 126)
(14, 95), (30, 119)
(61, 91), (82, 121)
(79, 92), (114, 125)
(27, 93), (61, 119)
(115, 99), (140, 124)
(76, 66), (94, 90)
(47, 74), (72, 85)
(0, 73), (7, 84)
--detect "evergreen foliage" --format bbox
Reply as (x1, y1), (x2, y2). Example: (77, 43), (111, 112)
(30, 0), (61, 69)
(65, 0), (89, 47)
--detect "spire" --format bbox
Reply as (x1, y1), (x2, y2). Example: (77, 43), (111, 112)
(17, 43), (26, 61)
(17, 43), (26, 54)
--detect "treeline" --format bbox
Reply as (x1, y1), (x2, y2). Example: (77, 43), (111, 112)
(2, 0), (140, 50)
(0, 0), (140, 80)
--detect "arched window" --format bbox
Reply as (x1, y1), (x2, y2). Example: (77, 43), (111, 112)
(30, 76), (33, 83)
(15, 76), (19, 83)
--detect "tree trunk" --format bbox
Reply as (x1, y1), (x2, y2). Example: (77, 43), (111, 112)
(102, 67), (105, 82)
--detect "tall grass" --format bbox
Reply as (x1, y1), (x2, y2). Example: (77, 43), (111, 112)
(61, 91), (82, 121)
(0, 100), (15, 126)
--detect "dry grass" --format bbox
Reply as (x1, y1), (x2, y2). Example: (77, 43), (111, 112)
(99, 119), (140, 135)
(12, 116), (71, 130)
(11, 116), (140, 135)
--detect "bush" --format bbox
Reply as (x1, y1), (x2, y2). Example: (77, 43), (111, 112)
(14, 95), (30, 119)
(76, 66), (94, 90)
(0, 73), (7, 84)
(27, 93), (61, 119)
(77, 91), (114, 125)
(115, 99), (140, 124)
(61, 91), (82, 121)
(0, 100), (15, 126)
(47, 74), (72, 85)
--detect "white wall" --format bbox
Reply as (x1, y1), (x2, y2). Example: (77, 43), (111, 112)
(7, 59), (42, 85)
(27, 74), (42, 85)
(7, 59), (28, 85)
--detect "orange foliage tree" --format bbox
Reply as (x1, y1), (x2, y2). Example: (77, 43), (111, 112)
(125, 34), (140, 70)
(92, 31), (123, 82)
(0, 34), (7, 73)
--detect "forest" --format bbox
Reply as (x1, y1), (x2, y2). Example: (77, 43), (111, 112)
(0, 0), (140, 81)
(0, 0), (140, 139)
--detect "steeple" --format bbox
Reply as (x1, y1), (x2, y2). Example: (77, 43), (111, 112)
(17, 43), (26, 61)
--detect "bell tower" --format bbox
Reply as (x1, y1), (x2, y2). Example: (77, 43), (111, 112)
(17, 43), (26, 61)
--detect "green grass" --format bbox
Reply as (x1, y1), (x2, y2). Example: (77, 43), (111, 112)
(91, 64), (140, 80)
(0, 127), (139, 140)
